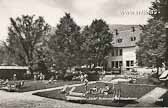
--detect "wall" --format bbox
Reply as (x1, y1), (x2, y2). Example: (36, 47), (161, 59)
(122, 47), (136, 70)
(107, 46), (137, 70)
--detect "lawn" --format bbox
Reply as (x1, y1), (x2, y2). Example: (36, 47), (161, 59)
(34, 81), (156, 107)
(135, 77), (152, 84)
(155, 91), (168, 107)
(0, 80), (81, 92)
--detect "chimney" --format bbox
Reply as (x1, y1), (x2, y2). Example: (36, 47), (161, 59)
(132, 26), (135, 32)
(115, 29), (119, 35)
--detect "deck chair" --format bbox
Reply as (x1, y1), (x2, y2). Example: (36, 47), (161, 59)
(60, 85), (69, 94)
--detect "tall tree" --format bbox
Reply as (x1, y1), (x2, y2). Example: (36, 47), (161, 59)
(0, 45), (6, 65)
(137, 19), (166, 69)
(49, 13), (82, 71)
(137, 0), (168, 73)
(5, 15), (50, 73)
(81, 19), (113, 68)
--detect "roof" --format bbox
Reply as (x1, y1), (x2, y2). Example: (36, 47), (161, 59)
(0, 66), (28, 70)
(112, 28), (141, 48)
(109, 24), (140, 32)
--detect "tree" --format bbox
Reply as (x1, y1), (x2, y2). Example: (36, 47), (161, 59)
(5, 15), (50, 73)
(49, 13), (82, 72)
(81, 19), (113, 68)
(137, 0), (168, 73)
(137, 19), (166, 69)
(0, 45), (6, 64)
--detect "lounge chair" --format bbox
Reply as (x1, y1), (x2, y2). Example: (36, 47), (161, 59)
(60, 85), (68, 94)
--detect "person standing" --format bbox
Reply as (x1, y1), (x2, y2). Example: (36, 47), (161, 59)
(13, 74), (17, 81)
(80, 72), (84, 82)
(84, 78), (88, 91)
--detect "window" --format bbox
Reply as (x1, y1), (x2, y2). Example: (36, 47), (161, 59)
(116, 61), (119, 68)
(126, 60), (134, 67)
(111, 50), (114, 56)
(119, 61), (122, 66)
(131, 61), (134, 66)
(111, 61), (122, 68)
(131, 37), (136, 41)
(115, 49), (119, 56)
(119, 49), (122, 56)
(126, 61), (130, 67)
(111, 49), (122, 57)
(111, 61), (115, 68)
(117, 39), (122, 43)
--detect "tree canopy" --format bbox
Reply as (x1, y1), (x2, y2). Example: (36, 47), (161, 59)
(81, 19), (113, 68)
(5, 15), (50, 73)
(48, 13), (82, 71)
(137, 0), (167, 69)
(2, 13), (113, 75)
(137, 19), (166, 67)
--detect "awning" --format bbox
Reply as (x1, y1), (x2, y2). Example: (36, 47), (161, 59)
(159, 70), (168, 80)
(0, 66), (28, 70)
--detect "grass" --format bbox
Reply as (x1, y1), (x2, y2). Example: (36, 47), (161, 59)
(34, 81), (156, 107)
(33, 88), (69, 100)
(135, 77), (152, 84)
(155, 91), (168, 107)
(0, 80), (81, 92)
(73, 82), (155, 98)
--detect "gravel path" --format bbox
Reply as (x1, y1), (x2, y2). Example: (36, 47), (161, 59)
(138, 87), (167, 103)
(0, 81), (112, 108)
(0, 90), (113, 108)
(126, 87), (167, 107)
(1, 81), (165, 107)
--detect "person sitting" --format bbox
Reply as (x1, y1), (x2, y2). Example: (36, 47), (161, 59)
(15, 81), (24, 89)
(48, 76), (54, 84)
(89, 86), (98, 94)
(2, 79), (9, 86)
(84, 74), (88, 79)
(15, 82), (21, 89)
(104, 84), (110, 91)
(100, 84), (110, 95)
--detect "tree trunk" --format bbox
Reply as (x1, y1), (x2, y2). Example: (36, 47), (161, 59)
(156, 66), (159, 75)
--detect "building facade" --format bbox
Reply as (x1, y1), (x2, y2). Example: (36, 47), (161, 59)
(107, 27), (141, 71)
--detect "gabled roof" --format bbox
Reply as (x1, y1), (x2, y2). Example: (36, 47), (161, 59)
(112, 28), (141, 48)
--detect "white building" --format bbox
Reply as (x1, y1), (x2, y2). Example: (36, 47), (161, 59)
(107, 27), (141, 71)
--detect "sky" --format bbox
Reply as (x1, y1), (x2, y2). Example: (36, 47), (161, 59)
(0, 0), (154, 41)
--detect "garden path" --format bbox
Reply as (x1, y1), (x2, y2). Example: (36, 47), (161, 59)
(127, 87), (167, 107)
(0, 81), (112, 108)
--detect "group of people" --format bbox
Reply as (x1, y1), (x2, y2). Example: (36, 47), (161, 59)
(86, 83), (121, 97)
(79, 72), (88, 82)
(33, 73), (45, 80)
(79, 72), (89, 91)
(88, 84), (110, 95)
(0, 78), (24, 91)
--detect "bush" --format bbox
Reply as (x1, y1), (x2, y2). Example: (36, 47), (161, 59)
(86, 71), (100, 81)
(63, 73), (74, 81)
(63, 72), (80, 81)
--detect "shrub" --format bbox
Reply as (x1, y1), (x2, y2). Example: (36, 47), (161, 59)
(63, 73), (74, 81)
(86, 71), (100, 81)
